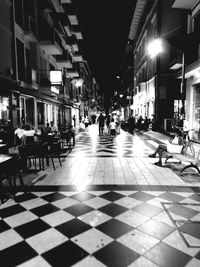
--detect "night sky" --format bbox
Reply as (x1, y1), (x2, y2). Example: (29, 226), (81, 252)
(73, 0), (136, 107)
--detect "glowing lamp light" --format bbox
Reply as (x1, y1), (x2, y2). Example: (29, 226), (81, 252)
(147, 39), (163, 59)
(75, 80), (83, 87)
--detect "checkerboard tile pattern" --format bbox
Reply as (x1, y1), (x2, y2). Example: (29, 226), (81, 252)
(1, 188), (200, 266)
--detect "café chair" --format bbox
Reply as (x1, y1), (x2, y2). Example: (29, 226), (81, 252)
(48, 140), (62, 170)
(0, 155), (24, 203)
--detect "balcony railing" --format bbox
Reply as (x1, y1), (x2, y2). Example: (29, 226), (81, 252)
(38, 26), (63, 55)
(55, 51), (73, 68)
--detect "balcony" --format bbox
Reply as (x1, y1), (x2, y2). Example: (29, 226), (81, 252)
(66, 35), (79, 52)
(61, 0), (72, 3)
(66, 69), (79, 78)
(50, 0), (64, 12)
(55, 52), (73, 69)
(38, 27), (63, 55)
(64, 25), (72, 37)
(73, 54), (83, 62)
(72, 25), (83, 40)
(52, 12), (70, 27)
(171, 0), (198, 9)
(169, 52), (182, 71)
(63, 3), (78, 25)
(24, 16), (36, 41)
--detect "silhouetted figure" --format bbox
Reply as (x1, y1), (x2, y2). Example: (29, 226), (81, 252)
(73, 115), (76, 127)
(44, 123), (51, 134)
(106, 115), (111, 133)
(128, 116), (135, 134)
(97, 113), (105, 136)
(137, 115), (144, 132)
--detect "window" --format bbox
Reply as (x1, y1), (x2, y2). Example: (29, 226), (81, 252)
(192, 86), (200, 141)
(16, 39), (25, 81)
(0, 97), (9, 121)
(15, 0), (23, 28)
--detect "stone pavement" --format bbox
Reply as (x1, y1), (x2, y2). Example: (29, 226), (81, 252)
(1, 124), (200, 266)
(19, 125), (200, 188)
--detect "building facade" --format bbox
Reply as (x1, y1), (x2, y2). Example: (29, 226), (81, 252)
(170, 0), (200, 142)
(127, 0), (187, 131)
(0, 0), (97, 144)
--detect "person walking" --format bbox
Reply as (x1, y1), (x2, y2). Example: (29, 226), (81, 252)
(72, 115), (76, 128)
(97, 113), (105, 136)
(106, 115), (111, 133)
(84, 116), (89, 129)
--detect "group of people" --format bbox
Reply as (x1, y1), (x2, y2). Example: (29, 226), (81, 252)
(14, 121), (76, 147)
(15, 121), (57, 141)
(97, 113), (121, 137)
(126, 115), (152, 134)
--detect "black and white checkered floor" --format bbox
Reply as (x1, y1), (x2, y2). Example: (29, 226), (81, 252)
(1, 185), (200, 266)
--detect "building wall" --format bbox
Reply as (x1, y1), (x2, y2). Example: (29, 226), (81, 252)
(132, 0), (187, 131)
(0, 0), (13, 76)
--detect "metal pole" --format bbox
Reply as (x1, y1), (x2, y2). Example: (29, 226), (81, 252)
(180, 50), (185, 120)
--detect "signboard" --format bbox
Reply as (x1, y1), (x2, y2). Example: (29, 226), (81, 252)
(50, 70), (62, 85)
(51, 86), (60, 94)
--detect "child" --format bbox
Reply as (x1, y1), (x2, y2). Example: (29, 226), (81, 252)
(109, 118), (116, 138)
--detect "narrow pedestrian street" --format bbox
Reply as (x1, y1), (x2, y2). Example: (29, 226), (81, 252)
(1, 124), (200, 266)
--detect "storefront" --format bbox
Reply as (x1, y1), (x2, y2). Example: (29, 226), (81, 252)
(192, 85), (200, 141)
(19, 95), (36, 128)
(37, 101), (45, 128)
(45, 103), (53, 125)
(184, 66), (200, 142)
(0, 90), (20, 145)
(146, 77), (155, 120)
(0, 96), (10, 123)
(71, 105), (80, 127)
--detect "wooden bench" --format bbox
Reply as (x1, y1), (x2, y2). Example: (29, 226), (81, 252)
(165, 140), (200, 174)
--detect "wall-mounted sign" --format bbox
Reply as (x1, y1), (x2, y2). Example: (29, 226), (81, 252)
(51, 86), (60, 94)
(50, 71), (62, 85)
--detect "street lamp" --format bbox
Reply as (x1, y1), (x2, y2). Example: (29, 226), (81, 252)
(147, 39), (164, 59)
(75, 79), (83, 88)
(147, 37), (186, 121)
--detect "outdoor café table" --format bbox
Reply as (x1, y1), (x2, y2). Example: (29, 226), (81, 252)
(0, 154), (14, 202)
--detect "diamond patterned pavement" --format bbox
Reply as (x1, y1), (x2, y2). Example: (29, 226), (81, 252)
(1, 187), (200, 266)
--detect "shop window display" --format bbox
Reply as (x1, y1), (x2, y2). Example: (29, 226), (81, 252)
(193, 86), (200, 141)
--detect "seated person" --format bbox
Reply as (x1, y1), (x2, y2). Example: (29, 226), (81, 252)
(50, 121), (58, 133)
(14, 124), (24, 144)
(23, 124), (36, 136)
(0, 126), (7, 143)
(21, 124), (36, 145)
(149, 128), (183, 166)
(44, 122), (51, 134)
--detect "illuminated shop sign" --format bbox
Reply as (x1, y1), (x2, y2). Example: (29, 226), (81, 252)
(50, 71), (62, 84)
(51, 86), (60, 94)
